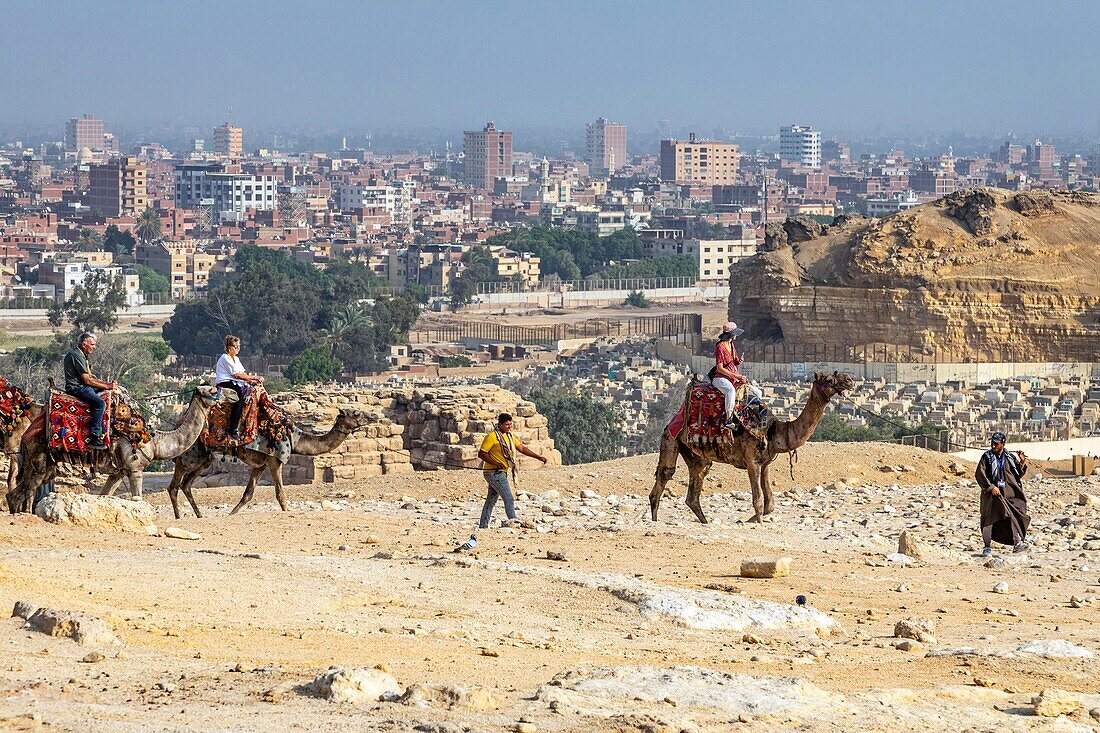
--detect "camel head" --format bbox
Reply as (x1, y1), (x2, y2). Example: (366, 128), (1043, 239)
(812, 371), (855, 399)
(334, 408), (374, 434)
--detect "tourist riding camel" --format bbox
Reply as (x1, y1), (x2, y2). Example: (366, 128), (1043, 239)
(215, 335), (265, 442)
(63, 332), (116, 450)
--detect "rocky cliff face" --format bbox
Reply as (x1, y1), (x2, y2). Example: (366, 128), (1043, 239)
(729, 189), (1100, 361)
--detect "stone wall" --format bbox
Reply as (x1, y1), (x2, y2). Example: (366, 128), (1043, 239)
(205, 385), (560, 486)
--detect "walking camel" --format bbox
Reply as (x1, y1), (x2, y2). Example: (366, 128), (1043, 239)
(165, 407), (373, 518)
(650, 371), (854, 524)
(7, 386), (227, 513)
(3, 401), (43, 492)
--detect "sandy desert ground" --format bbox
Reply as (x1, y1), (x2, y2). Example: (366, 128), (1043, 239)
(2, 441), (1099, 732)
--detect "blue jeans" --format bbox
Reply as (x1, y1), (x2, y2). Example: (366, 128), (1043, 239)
(478, 471), (515, 529)
(68, 385), (106, 438)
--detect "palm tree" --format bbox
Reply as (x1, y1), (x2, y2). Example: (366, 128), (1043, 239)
(73, 227), (103, 252)
(319, 306), (372, 356)
(134, 206), (162, 245)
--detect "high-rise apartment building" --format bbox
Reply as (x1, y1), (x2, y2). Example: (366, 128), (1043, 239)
(779, 125), (822, 169)
(174, 162), (277, 224)
(659, 133), (739, 184)
(66, 114), (106, 151)
(463, 122), (512, 190)
(88, 156), (148, 217)
(585, 117), (627, 177)
(213, 122), (243, 158)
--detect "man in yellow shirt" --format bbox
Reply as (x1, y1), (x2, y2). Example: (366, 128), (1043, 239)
(476, 412), (547, 529)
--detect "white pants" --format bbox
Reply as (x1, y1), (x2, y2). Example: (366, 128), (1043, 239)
(743, 383), (763, 400)
(712, 377), (737, 417)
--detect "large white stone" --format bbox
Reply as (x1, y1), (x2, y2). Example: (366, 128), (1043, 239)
(35, 494), (158, 535)
(309, 666), (403, 703)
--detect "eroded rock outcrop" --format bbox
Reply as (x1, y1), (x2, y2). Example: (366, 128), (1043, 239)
(729, 188), (1100, 360)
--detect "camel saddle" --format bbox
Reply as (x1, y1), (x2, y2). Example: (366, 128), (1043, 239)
(200, 386), (294, 453)
(0, 377), (34, 437)
(667, 381), (770, 447)
(45, 389), (113, 453)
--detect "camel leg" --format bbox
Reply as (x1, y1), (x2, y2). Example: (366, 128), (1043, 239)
(683, 452), (712, 524)
(100, 471), (126, 497)
(128, 471), (143, 500)
(761, 462), (775, 516)
(746, 464), (765, 523)
(270, 458), (288, 512)
(177, 453), (216, 518)
(230, 466), (266, 515)
(166, 461), (188, 519)
(6, 456), (15, 493)
(181, 469), (205, 518)
(649, 430), (680, 521)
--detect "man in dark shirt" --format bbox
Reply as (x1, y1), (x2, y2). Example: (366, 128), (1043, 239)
(63, 332), (117, 450)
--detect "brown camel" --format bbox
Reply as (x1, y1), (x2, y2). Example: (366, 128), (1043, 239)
(166, 408), (373, 518)
(650, 371), (854, 524)
(3, 401), (43, 492)
(6, 386), (226, 513)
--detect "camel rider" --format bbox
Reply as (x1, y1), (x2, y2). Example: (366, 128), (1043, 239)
(215, 335), (265, 442)
(63, 331), (117, 450)
(710, 322), (762, 426)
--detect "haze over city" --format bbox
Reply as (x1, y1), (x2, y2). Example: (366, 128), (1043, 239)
(3, 0), (1099, 145)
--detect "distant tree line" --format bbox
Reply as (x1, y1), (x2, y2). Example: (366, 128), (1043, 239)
(163, 246), (420, 379)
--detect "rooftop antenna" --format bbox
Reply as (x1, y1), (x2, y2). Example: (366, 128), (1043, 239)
(227, 105), (233, 124)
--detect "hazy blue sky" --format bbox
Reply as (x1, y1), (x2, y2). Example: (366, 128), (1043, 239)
(2, 0), (1098, 136)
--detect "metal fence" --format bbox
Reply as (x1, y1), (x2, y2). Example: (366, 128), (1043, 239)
(737, 340), (1100, 365)
(409, 313), (702, 347)
(476, 276), (697, 295)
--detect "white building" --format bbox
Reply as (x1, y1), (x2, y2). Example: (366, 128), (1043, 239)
(779, 125), (822, 169)
(645, 225), (758, 282)
(866, 190), (924, 217)
(37, 260), (143, 307)
(174, 162), (278, 224)
(338, 183), (415, 227)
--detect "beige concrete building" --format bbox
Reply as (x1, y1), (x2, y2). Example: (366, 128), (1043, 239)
(136, 241), (226, 298)
(659, 133), (739, 184)
(88, 156), (148, 217)
(488, 245), (540, 286)
(646, 225), (757, 282)
(213, 122), (243, 158)
(585, 117), (627, 177)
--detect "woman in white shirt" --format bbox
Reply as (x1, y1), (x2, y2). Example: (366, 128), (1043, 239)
(215, 335), (264, 441)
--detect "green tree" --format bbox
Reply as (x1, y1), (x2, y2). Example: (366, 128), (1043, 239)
(134, 206), (162, 245)
(284, 346), (343, 384)
(73, 227), (103, 252)
(47, 270), (128, 335)
(318, 305), (372, 355)
(134, 265), (170, 297)
(624, 290), (651, 308)
(529, 391), (624, 465)
(449, 245), (502, 310)
(103, 224), (136, 257)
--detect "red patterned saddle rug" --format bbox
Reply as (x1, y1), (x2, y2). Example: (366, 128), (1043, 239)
(0, 377), (35, 438)
(667, 382), (770, 447)
(200, 387), (294, 450)
(47, 389), (112, 453)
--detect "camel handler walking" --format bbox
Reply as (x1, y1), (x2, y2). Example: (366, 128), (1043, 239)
(457, 413), (548, 551)
(974, 431), (1031, 556)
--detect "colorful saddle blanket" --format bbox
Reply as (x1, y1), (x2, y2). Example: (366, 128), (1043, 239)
(667, 382), (771, 444)
(48, 390), (112, 453)
(200, 386), (294, 451)
(0, 378), (35, 438)
(112, 398), (154, 446)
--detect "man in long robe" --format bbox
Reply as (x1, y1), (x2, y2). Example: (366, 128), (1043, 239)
(973, 431), (1031, 555)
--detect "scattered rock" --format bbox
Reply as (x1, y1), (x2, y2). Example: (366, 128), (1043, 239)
(23, 606), (120, 647)
(894, 618), (937, 645)
(164, 527), (202, 541)
(1078, 492), (1100, 507)
(740, 557), (792, 579)
(263, 681), (297, 704)
(515, 724), (537, 733)
(34, 493), (158, 535)
(12, 600), (38, 620)
(897, 531), (940, 562)
(1032, 688), (1081, 717)
(992, 582), (1009, 594)
(1016, 640), (1094, 659)
(308, 666), (403, 703)
(546, 550), (568, 562)
(80, 652), (105, 663)
(893, 639), (924, 653)
(399, 683), (498, 711)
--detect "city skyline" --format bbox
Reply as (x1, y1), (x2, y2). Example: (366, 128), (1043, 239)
(2, 0), (1098, 136)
